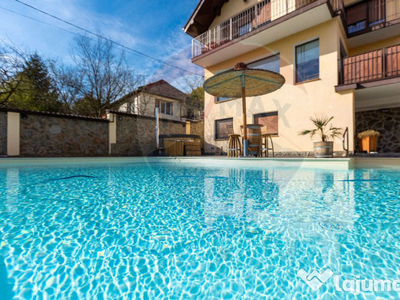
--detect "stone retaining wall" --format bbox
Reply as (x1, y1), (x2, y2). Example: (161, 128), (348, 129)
(111, 113), (186, 156)
(274, 151), (349, 157)
(0, 108), (203, 157)
(20, 114), (109, 157)
(189, 120), (204, 149)
(0, 112), (6, 155)
(356, 108), (400, 153)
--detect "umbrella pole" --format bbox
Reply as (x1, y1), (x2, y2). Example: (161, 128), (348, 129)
(241, 86), (248, 157)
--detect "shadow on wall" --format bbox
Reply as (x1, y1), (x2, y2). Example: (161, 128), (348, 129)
(356, 108), (400, 153)
(0, 256), (13, 300)
(204, 141), (225, 155)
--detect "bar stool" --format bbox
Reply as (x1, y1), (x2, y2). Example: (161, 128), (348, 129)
(227, 125), (241, 157)
(260, 126), (275, 157)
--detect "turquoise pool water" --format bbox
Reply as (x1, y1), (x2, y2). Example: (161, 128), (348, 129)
(1, 160), (400, 299)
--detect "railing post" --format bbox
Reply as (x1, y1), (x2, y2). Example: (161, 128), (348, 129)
(338, 58), (343, 84)
(230, 18), (232, 41)
(255, 3), (258, 28)
(342, 57), (345, 84)
(217, 24), (220, 45)
(212, 27), (215, 47)
(382, 47), (386, 79)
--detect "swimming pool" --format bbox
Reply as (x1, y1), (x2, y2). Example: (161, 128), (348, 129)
(1, 158), (400, 299)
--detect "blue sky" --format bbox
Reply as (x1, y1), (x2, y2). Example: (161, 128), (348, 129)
(0, 0), (203, 91)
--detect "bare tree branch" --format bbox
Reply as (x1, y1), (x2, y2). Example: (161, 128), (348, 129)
(69, 34), (140, 116)
(0, 41), (27, 106)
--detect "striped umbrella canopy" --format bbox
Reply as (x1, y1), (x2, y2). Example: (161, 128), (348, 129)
(203, 62), (285, 156)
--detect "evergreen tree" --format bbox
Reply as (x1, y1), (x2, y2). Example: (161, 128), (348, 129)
(8, 53), (62, 112)
(190, 86), (204, 111)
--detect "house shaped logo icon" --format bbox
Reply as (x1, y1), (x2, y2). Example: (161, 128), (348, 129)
(297, 269), (334, 291)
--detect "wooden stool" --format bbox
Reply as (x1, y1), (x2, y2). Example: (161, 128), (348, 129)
(227, 134), (241, 157)
(260, 133), (275, 157)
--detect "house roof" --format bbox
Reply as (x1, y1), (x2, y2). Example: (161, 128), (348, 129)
(183, 0), (226, 38)
(139, 79), (189, 102)
(116, 79), (191, 107)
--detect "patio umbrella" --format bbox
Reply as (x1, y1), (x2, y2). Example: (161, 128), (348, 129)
(203, 62), (285, 156)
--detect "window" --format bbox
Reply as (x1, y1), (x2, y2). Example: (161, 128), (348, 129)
(346, 2), (367, 33)
(215, 118), (233, 139)
(215, 96), (232, 102)
(215, 55), (280, 103)
(156, 100), (173, 115)
(346, 0), (385, 34)
(249, 54), (280, 73)
(254, 112), (278, 135)
(295, 39), (319, 83)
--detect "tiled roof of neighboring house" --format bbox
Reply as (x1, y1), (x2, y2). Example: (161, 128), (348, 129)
(139, 79), (189, 102)
(115, 79), (192, 107)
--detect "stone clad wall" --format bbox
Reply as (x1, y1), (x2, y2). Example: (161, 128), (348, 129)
(356, 108), (400, 153)
(20, 114), (109, 156)
(0, 112), (6, 155)
(189, 120), (204, 149)
(0, 109), (204, 157)
(111, 113), (186, 156)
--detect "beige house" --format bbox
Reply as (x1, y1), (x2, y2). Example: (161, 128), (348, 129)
(118, 79), (199, 121)
(184, 0), (400, 154)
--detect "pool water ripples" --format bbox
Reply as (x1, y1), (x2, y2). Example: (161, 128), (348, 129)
(0, 163), (400, 299)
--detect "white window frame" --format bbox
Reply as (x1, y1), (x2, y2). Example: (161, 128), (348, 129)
(157, 99), (173, 115)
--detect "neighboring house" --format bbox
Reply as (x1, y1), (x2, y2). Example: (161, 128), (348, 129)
(118, 79), (199, 121)
(184, 0), (400, 154)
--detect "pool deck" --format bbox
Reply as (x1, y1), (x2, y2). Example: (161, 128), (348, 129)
(1, 156), (400, 170)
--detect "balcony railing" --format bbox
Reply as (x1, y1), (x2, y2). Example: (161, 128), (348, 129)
(345, 0), (400, 35)
(192, 0), (341, 58)
(339, 44), (400, 85)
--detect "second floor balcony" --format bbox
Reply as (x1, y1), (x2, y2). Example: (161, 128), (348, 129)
(337, 43), (400, 88)
(191, 0), (341, 61)
(345, 0), (400, 37)
(191, 0), (342, 67)
(189, 0), (400, 63)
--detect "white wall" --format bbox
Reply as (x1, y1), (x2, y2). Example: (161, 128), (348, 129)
(203, 19), (355, 154)
(118, 92), (182, 121)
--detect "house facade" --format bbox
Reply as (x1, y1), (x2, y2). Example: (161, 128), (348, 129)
(184, 0), (400, 154)
(118, 79), (199, 121)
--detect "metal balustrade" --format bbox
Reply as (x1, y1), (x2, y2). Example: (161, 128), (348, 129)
(191, 0), (400, 59)
(192, 0), (341, 58)
(339, 44), (400, 84)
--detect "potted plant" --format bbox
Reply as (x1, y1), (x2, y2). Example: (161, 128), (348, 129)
(358, 130), (380, 153)
(299, 115), (342, 158)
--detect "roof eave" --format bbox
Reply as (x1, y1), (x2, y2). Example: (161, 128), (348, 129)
(183, 0), (227, 38)
(183, 0), (206, 36)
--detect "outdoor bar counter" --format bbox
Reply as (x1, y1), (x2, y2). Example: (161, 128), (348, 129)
(160, 134), (201, 156)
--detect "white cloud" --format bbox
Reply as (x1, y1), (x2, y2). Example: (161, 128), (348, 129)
(144, 29), (204, 92)
(0, 0), (138, 62)
(0, 0), (202, 92)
